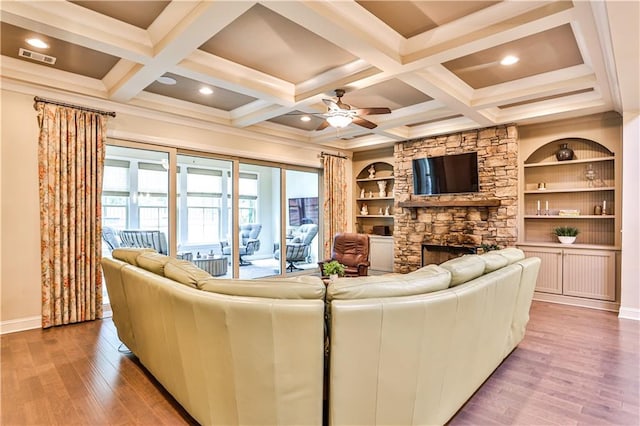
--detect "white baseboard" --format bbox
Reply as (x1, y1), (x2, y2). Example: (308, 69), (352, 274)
(1, 316), (41, 334)
(618, 307), (640, 321)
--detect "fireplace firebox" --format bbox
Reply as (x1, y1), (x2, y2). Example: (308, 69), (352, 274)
(422, 244), (477, 266)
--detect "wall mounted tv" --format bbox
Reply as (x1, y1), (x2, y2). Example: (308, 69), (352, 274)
(412, 152), (479, 195)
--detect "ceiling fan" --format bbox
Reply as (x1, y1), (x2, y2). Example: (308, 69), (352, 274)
(316, 89), (391, 131)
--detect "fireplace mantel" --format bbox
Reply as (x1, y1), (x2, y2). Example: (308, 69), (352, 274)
(398, 199), (501, 219)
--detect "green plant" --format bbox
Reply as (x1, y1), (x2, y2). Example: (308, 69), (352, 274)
(323, 260), (346, 277)
(480, 243), (500, 253)
(553, 226), (579, 237)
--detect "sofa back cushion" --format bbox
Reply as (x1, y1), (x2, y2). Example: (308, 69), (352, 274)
(164, 260), (212, 288)
(479, 252), (509, 273)
(199, 275), (326, 299)
(493, 247), (525, 264)
(111, 247), (156, 266)
(439, 255), (486, 287)
(327, 264), (451, 300)
(136, 252), (173, 276)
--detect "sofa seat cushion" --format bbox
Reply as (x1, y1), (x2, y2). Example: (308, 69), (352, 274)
(327, 264), (451, 300)
(480, 252), (509, 273)
(136, 252), (174, 276)
(164, 260), (212, 288)
(493, 248), (525, 264)
(199, 275), (326, 299)
(440, 255), (486, 287)
(111, 247), (156, 266)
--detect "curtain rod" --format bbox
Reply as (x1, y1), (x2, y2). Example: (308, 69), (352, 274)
(320, 151), (348, 159)
(34, 96), (116, 117)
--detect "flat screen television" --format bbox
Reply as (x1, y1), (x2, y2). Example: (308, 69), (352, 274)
(412, 152), (479, 195)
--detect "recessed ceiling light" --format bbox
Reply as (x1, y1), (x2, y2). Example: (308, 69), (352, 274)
(26, 38), (48, 49)
(300, 116), (311, 122)
(156, 75), (177, 85)
(199, 87), (213, 95)
(500, 55), (519, 66)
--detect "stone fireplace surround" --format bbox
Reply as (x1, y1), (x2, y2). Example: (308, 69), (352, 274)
(393, 125), (518, 273)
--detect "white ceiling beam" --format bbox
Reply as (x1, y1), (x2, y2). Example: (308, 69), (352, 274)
(109, 1), (253, 102)
(263, 1), (404, 73)
(471, 65), (597, 109)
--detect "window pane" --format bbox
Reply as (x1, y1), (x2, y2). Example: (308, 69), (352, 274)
(139, 168), (168, 193)
(103, 166), (129, 192)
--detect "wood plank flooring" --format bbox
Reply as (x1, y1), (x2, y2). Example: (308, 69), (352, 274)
(2, 301), (638, 425)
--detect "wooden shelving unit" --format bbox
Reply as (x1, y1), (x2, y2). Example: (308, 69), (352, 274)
(517, 132), (621, 310)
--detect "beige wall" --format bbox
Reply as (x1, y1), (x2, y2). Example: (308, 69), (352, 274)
(620, 113), (640, 319)
(0, 89), (332, 329)
(1, 90), (42, 327)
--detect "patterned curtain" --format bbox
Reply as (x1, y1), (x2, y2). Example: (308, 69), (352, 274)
(322, 155), (347, 259)
(36, 102), (107, 328)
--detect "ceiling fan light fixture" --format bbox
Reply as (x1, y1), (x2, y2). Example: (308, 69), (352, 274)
(326, 114), (353, 128)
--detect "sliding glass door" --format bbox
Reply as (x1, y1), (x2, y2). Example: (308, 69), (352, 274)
(175, 154), (233, 278)
(237, 163), (281, 279)
(102, 145), (170, 255)
(284, 170), (320, 275)
(102, 142), (320, 280)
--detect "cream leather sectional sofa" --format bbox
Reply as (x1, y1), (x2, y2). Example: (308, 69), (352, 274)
(102, 247), (540, 426)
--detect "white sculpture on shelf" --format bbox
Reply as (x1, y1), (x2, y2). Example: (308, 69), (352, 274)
(360, 188), (365, 198)
(378, 208), (383, 215)
(368, 164), (376, 179)
(384, 205), (390, 216)
(360, 203), (368, 215)
(369, 190), (373, 198)
(377, 180), (386, 197)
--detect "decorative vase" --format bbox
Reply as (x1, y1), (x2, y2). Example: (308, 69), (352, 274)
(330, 274), (338, 282)
(555, 143), (574, 161)
(557, 236), (576, 244)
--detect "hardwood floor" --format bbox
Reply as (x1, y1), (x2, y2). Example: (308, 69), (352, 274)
(2, 301), (638, 425)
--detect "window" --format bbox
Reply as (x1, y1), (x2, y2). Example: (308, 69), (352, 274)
(137, 163), (168, 230)
(239, 172), (258, 225)
(102, 159), (129, 228)
(186, 168), (222, 243)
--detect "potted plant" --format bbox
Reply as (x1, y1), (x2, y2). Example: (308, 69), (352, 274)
(553, 226), (579, 244)
(323, 260), (346, 281)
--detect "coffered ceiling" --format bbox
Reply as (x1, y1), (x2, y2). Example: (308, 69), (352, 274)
(0, 1), (630, 151)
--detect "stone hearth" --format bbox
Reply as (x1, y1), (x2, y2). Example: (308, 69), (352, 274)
(394, 125), (518, 273)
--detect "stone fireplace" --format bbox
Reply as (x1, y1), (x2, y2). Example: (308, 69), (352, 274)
(393, 125), (518, 273)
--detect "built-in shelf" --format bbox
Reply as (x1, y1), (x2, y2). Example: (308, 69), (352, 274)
(357, 197), (395, 201)
(356, 215), (393, 218)
(356, 176), (394, 182)
(523, 156), (614, 168)
(524, 187), (614, 194)
(523, 215), (615, 219)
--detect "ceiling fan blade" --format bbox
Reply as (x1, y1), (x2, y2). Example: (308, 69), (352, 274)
(352, 116), (378, 129)
(315, 120), (331, 131)
(355, 107), (391, 115)
(323, 99), (340, 111)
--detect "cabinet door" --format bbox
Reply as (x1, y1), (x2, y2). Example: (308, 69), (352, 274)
(369, 236), (394, 272)
(519, 246), (563, 294)
(562, 249), (616, 301)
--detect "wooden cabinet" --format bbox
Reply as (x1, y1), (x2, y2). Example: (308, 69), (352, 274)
(519, 245), (617, 304)
(369, 235), (393, 272)
(355, 162), (394, 233)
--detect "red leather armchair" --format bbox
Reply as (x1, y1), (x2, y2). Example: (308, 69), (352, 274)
(318, 233), (370, 277)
